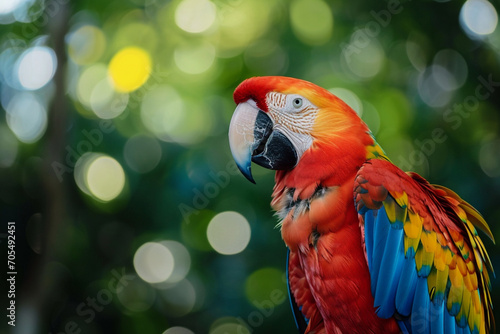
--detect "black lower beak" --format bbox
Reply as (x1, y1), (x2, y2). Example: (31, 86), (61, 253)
(251, 111), (298, 171)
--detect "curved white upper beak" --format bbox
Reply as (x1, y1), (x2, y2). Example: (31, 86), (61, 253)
(228, 101), (260, 183)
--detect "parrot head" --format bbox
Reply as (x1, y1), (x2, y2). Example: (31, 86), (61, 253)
(229, 76), (373, 192)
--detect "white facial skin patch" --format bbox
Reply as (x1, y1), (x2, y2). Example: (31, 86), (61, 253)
(265, 92), (318, 160)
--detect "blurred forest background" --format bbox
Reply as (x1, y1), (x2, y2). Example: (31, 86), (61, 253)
(0, 0), (499, 333)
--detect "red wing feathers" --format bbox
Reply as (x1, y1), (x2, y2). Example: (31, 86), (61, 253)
(288, 250), (325, 333)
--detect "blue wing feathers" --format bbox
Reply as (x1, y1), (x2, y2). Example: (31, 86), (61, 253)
(398, 319), (412, 334)
(364, 210), (375, 271)
(370, 208), (391, 295)
(430, 301), (445, 334)
(444, 308), (457, 334)
(457, 312), (469, 328)
(411, 277), (431, 334)
(374, 225), (405, 318)
(457, 324), (472, 334)
(396, 258), (419, 316)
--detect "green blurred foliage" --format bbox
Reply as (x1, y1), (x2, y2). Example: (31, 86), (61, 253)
(0, 0), (499, 333)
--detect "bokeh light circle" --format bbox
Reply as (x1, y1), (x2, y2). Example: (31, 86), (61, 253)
(245, 267), (286, 305)
(108, 47), (151, 93)
(140, 86), (212, 144)
(158, 279), (197, 316)
(163, 327), (194, 334)
(207, 211), (251, 255)
(77, 63), (108, 109)
(215, 0), (273, 56)
(140, 85), (184, 138)
(68, 25), (106, 65)
(160, 241), (191, 283)
(432, 49), (468, 91)
(343, 40), (384, 79)
(85, 156), (126, 201)
(116, 274), (156, 312)
(74, 153), (99, 196)
(431, 65), (455, 92)
(6, 92), (47, 143)
(290, 0), (333, 45)
(0, 0), (24, 15)
(16, 46), (57, 90)
(418, 66), (452, 107)
(90, 77), (129, 119)
(134, 242), (175, 283)
(175, 0), (216, 34)
(479, 139), (500, 177)
(210, 319), (250, 334)
(460, 0), (498, 37)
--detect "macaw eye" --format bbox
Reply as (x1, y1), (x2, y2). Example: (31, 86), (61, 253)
(292, 98), (303, 109)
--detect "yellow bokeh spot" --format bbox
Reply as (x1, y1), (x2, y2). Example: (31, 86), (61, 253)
(108, 47), (152, 93)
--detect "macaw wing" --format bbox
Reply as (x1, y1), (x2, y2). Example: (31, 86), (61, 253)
(354, 159), (494, 334)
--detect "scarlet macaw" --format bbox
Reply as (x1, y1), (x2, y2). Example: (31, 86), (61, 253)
(228, 76), (494, 334)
